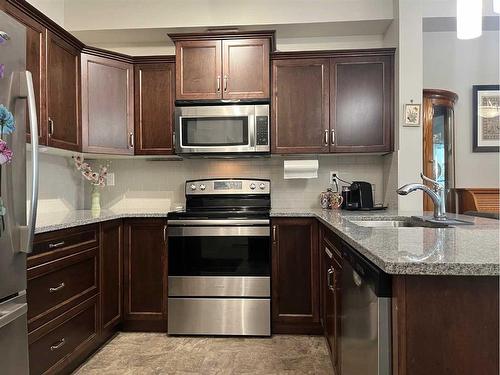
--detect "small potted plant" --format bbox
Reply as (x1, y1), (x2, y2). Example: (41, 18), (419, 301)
(73, 156), (108, 212)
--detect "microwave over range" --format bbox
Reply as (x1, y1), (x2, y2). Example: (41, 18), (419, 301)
(174, 104), (270, 155)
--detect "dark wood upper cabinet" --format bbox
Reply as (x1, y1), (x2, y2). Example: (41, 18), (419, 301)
(46, 31), (81, 151)
(81, 53), (134, 155)
(330, 54), (393, 153)
(272, 49), (394, 154)
(100, 220), (123, 333)
(272, 58), (330, 154)
(222, 39), (269, 100)
(271, 218), (321, 334)
(134, 62), (175, 155)
(123, 219), (168, 332)
(175, 40), (222, 100)
(5, 3), (47, 146)
(171, 32), (273, 101)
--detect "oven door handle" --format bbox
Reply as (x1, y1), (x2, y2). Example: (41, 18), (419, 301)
(167, 219), (269, 226)
(168, 226), (270, 237)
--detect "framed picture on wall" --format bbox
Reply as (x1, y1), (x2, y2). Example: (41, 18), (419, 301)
(404, 103), (421, 126)
(473, 85), (500, 152)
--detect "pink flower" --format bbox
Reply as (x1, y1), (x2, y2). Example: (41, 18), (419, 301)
(0, 139), (13, 165)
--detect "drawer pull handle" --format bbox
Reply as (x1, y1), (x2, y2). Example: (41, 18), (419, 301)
(48, 241), (65, 249)
(49, 282), (65, 293)
(50, 338), (65, 351)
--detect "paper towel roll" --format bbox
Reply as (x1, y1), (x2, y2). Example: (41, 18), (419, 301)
(284, 160), (319, 179)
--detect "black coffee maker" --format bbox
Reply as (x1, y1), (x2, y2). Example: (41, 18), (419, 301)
(342, 181), (374, 210)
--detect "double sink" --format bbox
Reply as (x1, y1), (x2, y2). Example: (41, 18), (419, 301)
(349, 216), (473, 228)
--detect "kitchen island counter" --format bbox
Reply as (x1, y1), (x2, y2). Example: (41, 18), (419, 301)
(271, 208), (499, 276)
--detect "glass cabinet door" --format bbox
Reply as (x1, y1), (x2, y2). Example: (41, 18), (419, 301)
(423, 90), (458, 212)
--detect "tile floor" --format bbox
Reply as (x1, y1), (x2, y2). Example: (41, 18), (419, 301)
(74, 333), (333, 374)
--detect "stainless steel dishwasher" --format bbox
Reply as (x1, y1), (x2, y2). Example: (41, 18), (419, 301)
(340, 242), (392, 375)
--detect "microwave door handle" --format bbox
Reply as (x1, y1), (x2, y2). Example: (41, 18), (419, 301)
(250, 114), (256, 148)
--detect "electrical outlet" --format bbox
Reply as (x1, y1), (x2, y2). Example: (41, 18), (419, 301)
(106, 173), (115, 186)
(330, 171), (339, 185)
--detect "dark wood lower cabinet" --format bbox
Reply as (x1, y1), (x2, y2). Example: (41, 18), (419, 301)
(321, 228), (342, 375)
(100, 220), (123, 337)
(123, 219), (168, 332)
(393, 275), (499, 375)
(27, 217), (499, 375)
(271, 218), (322, 334)
(28, 295), (99, 375)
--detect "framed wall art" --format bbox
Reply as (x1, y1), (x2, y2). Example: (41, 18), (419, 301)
(404, 103), (421, 126)
(473, 85), (499, 152)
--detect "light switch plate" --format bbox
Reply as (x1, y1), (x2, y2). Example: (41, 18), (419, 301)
(106, 173), (115, 186)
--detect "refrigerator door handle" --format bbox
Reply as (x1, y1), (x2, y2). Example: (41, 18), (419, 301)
(0, 302), (27, 330)
(17, 71), (39, 254)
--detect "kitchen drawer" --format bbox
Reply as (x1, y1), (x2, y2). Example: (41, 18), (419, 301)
(322, 226), (342, 258)
(28, 296), (98, 375)
(30, 225), (99, 267)
(27, 248), (98, 331)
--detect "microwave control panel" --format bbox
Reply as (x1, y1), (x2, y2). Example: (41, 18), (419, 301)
(256, 116), (269, 146)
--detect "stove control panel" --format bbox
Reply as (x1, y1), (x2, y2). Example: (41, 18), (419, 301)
(185, 179), (270, 195)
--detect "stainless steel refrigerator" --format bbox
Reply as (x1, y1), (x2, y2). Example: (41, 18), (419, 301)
(0, 10), (39, 375)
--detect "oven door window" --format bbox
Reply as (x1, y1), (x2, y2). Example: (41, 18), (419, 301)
(181, 117), (249, 146)
(169, 236), (270, 276)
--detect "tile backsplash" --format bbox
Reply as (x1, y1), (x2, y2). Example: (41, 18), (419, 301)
(83, 155), (389, 211)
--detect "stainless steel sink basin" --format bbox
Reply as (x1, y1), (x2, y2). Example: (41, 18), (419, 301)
(349, 216), (473, 228)
(350, 220), (419, 228)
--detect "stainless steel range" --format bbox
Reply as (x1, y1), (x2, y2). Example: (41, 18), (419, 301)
(167, 178), (271, 336)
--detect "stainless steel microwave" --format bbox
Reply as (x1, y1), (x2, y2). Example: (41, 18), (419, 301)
(174, 104), (270, 155)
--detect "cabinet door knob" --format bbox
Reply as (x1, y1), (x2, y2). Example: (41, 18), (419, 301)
(48, 117), (54, 136)
(324, 129), (329, 146)
(331, 130), (335, 145)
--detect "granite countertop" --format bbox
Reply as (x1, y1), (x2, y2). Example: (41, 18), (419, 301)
(35, 208), (500, 276)
(271, 208), (500, 276)
(35, 209), (170, 234)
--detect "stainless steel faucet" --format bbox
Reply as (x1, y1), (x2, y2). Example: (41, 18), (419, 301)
(397, 173), (447, 220)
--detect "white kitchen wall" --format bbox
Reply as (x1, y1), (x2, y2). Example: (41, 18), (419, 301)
(394, 0), (424, 211)
(86, 156), (387, 211)
(62, 0), (393, 32)
(423, 30), (500, 188)
(25, 0), (64, 26)
(27, 152), (85, 212)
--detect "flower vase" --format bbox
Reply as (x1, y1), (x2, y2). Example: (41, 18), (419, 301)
(91, 185), (101, 214)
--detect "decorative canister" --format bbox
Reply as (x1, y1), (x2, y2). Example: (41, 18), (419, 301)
(320, 188), (334, 209)
(320, 188), (344, 209)
(330, 191), (343, 209)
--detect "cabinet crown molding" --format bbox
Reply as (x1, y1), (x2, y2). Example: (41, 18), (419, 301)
(168, 30), (276, 51)
(271, 47), (396, 60)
